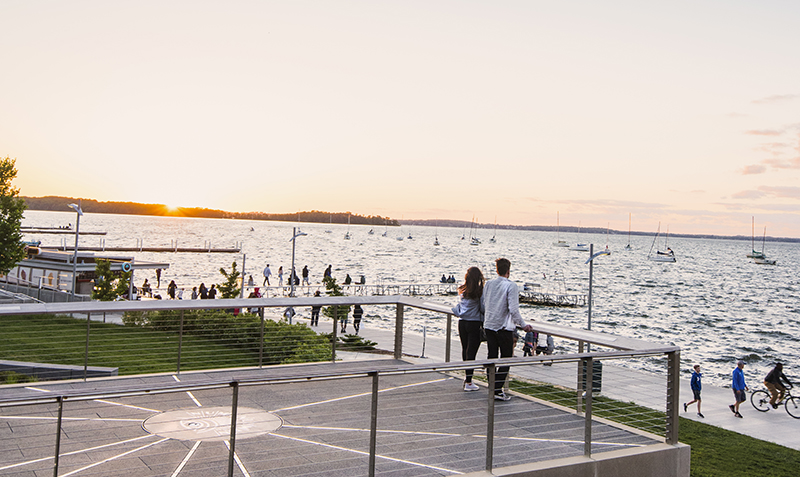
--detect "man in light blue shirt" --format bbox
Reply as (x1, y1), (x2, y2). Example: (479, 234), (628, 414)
(483, 258), (533, 401)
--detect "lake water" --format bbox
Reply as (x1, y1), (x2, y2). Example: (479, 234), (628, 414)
(22, 210), (800, 387)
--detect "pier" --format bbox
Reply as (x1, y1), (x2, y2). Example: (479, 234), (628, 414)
(22, 228), (107, 235)
(519, 289), (587, 306)
(248, 282), (458, 298)
(40, 239), (242, 254)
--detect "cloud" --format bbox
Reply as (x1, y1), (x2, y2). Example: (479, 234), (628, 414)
(754, 142), (790, 154)
(725, 112), (748, 118)
(751, 94), (798, 104)
(732, 185), (800, 200)
(731, 190), (766, 199)
(741, 164), (767, 175)
(762, 157), (800, 169)
(757, 185), (800, 199)
(745, 129), (783, 136)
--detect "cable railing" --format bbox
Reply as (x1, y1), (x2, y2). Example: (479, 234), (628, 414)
(0, 296), (682, 476)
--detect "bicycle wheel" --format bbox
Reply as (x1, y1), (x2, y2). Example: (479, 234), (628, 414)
(785, 396), (800, 419)
(751, 390), (771, 412)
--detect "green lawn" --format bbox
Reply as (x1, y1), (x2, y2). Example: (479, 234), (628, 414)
(1, 313), (262, 375)
(506, 377), (800, 477)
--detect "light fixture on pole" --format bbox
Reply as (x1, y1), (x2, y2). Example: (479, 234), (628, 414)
(68, 202), (83, 301)
(584, 244), (610, 350)
(289, 227), (307, 298)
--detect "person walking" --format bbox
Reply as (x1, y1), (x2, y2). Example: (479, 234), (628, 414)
(277, 266), (284, 287)
(483, 258), (533, 401)
(324, 265), (332, 279)
(729, 360), (748, 418)
(764, 363), (792, 409)
(352, 304), (363, 334)
(451, 266), (485, 392)
(199, 283), (208, 299)
(208, 284), (217, 299)
(191, 286), (198, 300)
(167, 280), (177, 300)
(302, 265), (310, 286)
(310, 290), (322, 326)
(263, 264), (272, 286)
(684, 364), (704, 418)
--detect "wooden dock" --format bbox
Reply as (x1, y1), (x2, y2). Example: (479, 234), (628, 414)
(519, 289), (586, 307)
(23, 229), (107, 235)
(40, 245), (242, 253)
(244, 282), (459, 299)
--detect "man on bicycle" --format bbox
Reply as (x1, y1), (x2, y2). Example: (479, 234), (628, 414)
(764, 363), (792, 409)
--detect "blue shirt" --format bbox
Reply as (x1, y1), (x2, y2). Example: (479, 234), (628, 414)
(732, 366), (746, 391)
(690, 371), (702, 391)
(452, 296), (484, 322)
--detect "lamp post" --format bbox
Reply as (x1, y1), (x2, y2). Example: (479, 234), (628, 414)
(68, 202), (83, 301)
(289, 227), (307, 297)
(584, 244), (610, 351)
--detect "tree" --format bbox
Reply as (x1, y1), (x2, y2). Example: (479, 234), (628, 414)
(0, 157), (27, 275)
(322, 276), (350, 321)
(218, 261), (241, 299)
(92, 259), (131, 301)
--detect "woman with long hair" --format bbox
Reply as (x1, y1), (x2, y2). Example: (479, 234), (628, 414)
(451, 266), (485, 391)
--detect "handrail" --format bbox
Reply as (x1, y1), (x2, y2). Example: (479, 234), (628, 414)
(0, 296), (660, 350)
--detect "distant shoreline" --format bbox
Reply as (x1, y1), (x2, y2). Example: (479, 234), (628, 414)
(23, 196), (799, 243)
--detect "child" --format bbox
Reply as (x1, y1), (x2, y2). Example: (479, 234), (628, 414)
(684, 364), (704, 418)
(523, 330), (538, 357)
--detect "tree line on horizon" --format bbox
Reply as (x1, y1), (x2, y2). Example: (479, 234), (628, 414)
(22, 196), (400, 227)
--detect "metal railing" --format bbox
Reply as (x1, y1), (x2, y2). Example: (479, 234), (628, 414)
(0, 296), (681, 476)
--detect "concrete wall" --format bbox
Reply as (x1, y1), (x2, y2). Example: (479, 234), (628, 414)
(463, 443), (690, 477)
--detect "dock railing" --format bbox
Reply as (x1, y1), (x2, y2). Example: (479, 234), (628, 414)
(0, 296), (682, 476)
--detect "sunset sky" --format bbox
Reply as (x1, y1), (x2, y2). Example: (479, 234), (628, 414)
(3, 1), (800, 237)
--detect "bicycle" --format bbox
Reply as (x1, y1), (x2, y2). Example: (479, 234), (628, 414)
(750, 383), (800, 419)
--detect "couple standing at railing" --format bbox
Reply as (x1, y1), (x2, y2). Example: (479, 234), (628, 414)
(451, 257), (534, 401)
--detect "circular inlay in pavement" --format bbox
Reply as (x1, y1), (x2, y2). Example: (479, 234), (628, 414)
(143, 406), (282, 442)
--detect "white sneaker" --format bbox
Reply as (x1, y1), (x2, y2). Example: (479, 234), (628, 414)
(464, 382), (479, 392)
(494, 392), (512, 401)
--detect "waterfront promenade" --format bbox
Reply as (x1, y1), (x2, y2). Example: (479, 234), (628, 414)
(330, 318), (800, 452)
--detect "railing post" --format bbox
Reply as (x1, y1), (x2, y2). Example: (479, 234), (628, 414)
(177, 311), (184, 375)
(485, 363), (496, 472)
(445, 313), (452, 363)
(576, 359), (584, 412)
(583, 357), (593, 456)
(666, 350), (681, 444)
(258, 308), (264, 368)
(227, 381), (239, 477)
(368, 371), (379, 477)
(394, 303), (404, 360)
(331, 306), (338, 362)
(53, 396), (64, 477)
(83, 313), (91, 381)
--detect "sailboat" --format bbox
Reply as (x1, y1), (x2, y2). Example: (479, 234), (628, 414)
(344, 213), (351, 240)
(568, 221), (589, 251)
(325, 213), (333, 233)
(753, 226), (776, 265)
(746, 217), (765, 259)
(382, 219), (388, 237)
(624, 213), (632, 250)
(553, 212), (569, 247)
(647, 222), (675, 262)
(433, 220), (440, 246)
(489, 216), (497, 243)
(469, 215), (480, 245)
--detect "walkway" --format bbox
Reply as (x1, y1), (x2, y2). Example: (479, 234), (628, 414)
(337, 320), (800, 451)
